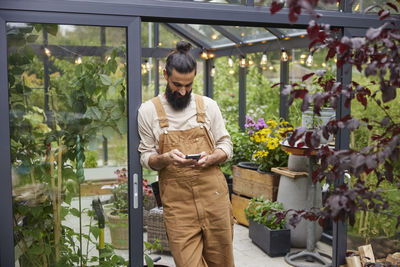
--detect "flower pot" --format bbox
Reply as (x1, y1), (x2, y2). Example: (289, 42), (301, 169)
(301, 107), (335, 144)
(249, 219), (291, 257)
(106, 210), (129, 249)
(237, 161), (259, 171)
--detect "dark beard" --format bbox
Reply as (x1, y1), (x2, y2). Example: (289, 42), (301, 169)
(165, 83), (192, 110)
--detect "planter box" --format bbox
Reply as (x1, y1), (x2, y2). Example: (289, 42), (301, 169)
(249, 219), (291, 257)
(231, 193), (251, 226)
(232, 165), (280, 200)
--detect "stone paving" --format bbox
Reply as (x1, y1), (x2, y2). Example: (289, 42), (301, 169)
(63, 196), (332, 267)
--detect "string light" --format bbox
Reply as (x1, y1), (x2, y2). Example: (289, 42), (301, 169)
(75, 56), (82, 64)
(228, 57), (234, 67)
(44, 47), (51, 57)
(201, 51), (208, 59)
(248, 58), (254, 65)
(300, 54), (307, 59)
(269, 66), (274, 70)
(334, 58), (338, 63)
(239, 57), (246, 68)
(158, 42), (163, 47)
(145, 60), (152, 71)
(211, 33), (218, 40)
(281, 49), (288, 62)
(354, 3), (360, 11)
(208, 53), (215, 59)
(210, 65), (216, 77)
(260, 53), (268, 65)
(306, 54), (313, 67)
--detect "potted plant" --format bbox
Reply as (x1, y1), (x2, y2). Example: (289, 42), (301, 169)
(244, 196), (291, 257)
(244, 116), (293, 173)
(107, 168), (154, 249)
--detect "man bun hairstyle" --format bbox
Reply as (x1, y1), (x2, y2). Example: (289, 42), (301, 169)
(165, 41), (197, 76)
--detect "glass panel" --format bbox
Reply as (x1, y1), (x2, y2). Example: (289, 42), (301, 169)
(222, 26), (275, 43)
(8, 23), (130, 266)
(277, 28), (307, 37)
(159, 24), (195, 49)
(352, 0), (400, 13)
(179, 24), (235, 48)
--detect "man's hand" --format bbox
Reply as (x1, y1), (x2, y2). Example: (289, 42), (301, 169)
(148, 149), (198, 170)
(195, 148), (227, 169)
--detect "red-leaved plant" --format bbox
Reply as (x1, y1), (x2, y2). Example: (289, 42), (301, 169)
(268, 0), (400, 260)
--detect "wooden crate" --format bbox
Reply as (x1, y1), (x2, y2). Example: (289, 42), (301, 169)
(232, 193), (250, 227)
(80, 179), (117, 196)
(232, 165), (280, 200)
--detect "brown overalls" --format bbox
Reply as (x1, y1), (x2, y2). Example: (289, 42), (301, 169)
(151, 95), (234, 267)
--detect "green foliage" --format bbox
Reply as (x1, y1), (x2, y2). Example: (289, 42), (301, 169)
(244, 197), (286, 230)
(84, 150), (98, 168)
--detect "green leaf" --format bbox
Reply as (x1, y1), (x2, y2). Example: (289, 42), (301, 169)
(70, 207), (81, 217)
(107, 85), (116, 97)
(44, 24), (59, 36)
(100, 74), (112, 86)
(116, 117), (127, 134)
(26, 34), (39, 43)
(30, 244), (44, 255)
(110, 106), (122, 120)
(145, 254), (154, 267)
(83, 106), (102, 120)
(103, 126), (115, 140)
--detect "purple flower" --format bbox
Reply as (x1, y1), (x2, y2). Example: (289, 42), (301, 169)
(245, 115), (255, 129)
(255, 118), (267, 130)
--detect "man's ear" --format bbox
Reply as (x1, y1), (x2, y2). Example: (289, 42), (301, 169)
(163, 69), (168, 81)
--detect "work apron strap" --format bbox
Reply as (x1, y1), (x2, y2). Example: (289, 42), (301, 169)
(151, 96), (169, 128)
(195, 94), (206, 123)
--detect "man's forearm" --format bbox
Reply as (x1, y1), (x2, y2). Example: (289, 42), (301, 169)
(148, 153), (171, 171)
(207, 148), (227, 166)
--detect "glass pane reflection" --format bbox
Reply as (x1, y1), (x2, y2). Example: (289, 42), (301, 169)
(8, 23), (129, 266)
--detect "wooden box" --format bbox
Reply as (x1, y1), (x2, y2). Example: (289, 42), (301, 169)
(231, 193), (250, 226)
(232, 165), (280, 201)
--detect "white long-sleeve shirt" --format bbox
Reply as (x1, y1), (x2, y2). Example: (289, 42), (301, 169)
(138, 93), (233, 170)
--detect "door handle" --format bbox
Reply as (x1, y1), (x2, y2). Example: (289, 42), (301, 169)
(133, 173), (138, 209)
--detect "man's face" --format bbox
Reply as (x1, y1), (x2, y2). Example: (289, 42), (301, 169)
(164, 69), (196, 110)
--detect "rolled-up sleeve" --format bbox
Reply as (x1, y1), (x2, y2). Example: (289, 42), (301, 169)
(138, 104), (158, 170)
(208, 99), (233, 161)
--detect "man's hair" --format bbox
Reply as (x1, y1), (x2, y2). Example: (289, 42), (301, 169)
(165, 41), (197, 76)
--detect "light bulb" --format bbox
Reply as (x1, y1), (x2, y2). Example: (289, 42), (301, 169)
(260, 53), (267, 65)
(75, 56), (82, 64)
(322, 62), (327, 67)
(210, 66), (216, 77)
(44, 47), (51, 57)
(229, 69), (235, 75)
(281, 50), (288, 62)
(145, 61), (152, 71)
(306, 54), (313, 67)
(201, 51), (208, 59)
(211, 33), (218, 40)
(248, 59), (254, 65)
(228, 57), (234, 67)
(239, 57), (246, 68)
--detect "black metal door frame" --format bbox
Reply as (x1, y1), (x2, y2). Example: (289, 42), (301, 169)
(0, 10), (143, 267)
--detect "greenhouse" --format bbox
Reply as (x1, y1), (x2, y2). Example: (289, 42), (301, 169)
(0, 0), (399, 266)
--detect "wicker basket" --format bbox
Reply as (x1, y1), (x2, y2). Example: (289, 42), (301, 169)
(144, 195), (157, 227)
(147, 208), (170, 252)
(106, 211), (129, 250)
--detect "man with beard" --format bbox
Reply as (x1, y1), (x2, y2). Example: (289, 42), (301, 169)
(138, 41), (234, 267)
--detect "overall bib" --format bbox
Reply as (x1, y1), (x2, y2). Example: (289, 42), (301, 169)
(151, 95), (234, 267)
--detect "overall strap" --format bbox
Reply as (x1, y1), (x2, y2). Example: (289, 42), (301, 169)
(151, 96), (169, 128)
(195, 94), (206, 123)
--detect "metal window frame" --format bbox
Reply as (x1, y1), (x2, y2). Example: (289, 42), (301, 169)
(0, 10), (143, 267)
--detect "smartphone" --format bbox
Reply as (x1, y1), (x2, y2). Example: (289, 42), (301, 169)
(185, 154), (201, 160)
